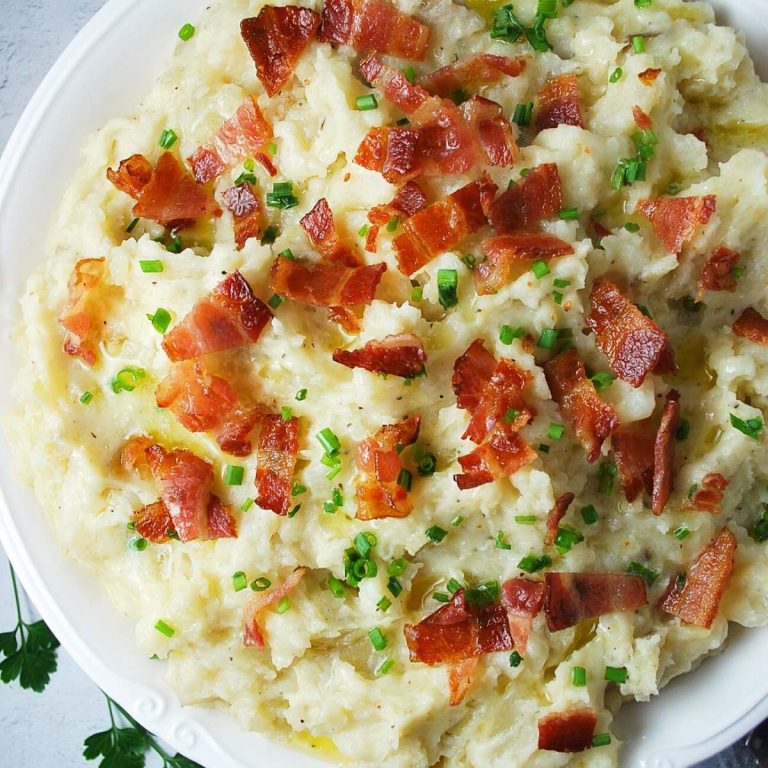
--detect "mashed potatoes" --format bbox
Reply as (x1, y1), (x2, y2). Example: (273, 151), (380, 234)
(9, 0), (768, 765)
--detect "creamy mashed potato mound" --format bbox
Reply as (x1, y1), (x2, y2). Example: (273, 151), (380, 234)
(9, 0), (768, 765)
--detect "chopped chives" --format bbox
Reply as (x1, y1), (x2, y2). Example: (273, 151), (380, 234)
(326, 464), (342, 481)
(403, 66), (416, 83)
(276, 597), (291, 614)
(515, 515), (537, 525)
(80, 391), (93, 405)
(128, 536), (148, 552)
(328, 577), (347, 598)
(490, 4), (526, 44)
(509, 651), (523, 668)
(232, 571), (248, 592)
(635, 0), (653, 5)
(627, 561), (659, 585)
(317, 427), (341, 455)
(605, 665), (628, 683)
(537, 328), (559, 349)
(592, 733), (612, 747)
(224, 465), (245, 486)
(730, 413), (763, 441)
(126, 522), (136, 531)
(558, 208), (579, 220)
(598, 461), (617, 494)
(553, 278), (570, 288)
(531, 260), (550, 279)
(495, 531), (512, 550)
(512, 102), (534, 127)
(261, 225), (279, 245)
(332, 487), (343, 507)
(572, 666), (587, 686)
(368, 627), (387, 651)
(417, 452), (437, 477)
(110, 367), (146, 394)
(437, 269), (459, 310)
(461, 254), (477, 270)
(241, 498), (254, 512)
(447, 578), (463, 594)
(292, 481), (307, 497)
(552, 291), (563, 305)
(295, 388), (308, 401)
(500, 325), (525, 344)
(675, 419), (690, 441)
(465, 580), (500, 607)
(266, 180), (299, 209)
(386, 216), (400, 232)
(139, 260), (164, 273)
(518, 554), (551, 573)
(377, 596), (392, 612)
(178, 23), (196, 41)
(752, 508), (768, 542)
(267, 142), (277, 155)
(358, 223), (369, 237)
(158, 128), (178, 149)
(234, 171), (257, 186)
(154, 619), (175, 638)
(609, 67), (623, 83)
(323, 501), (337, 514)
(547, 423), (565, 441)
(147, 307), (171, 334)
(388, 558), (407, 577)
(244, 157), (255, 171)
(580, 505), (598, 525)
(410, 285), (423, 303)
(397, 468), (413, 491)
(375, 658), (395, 676)
(268, 294), (284, 309)
(732, 266), (746, 278)
(426, 525), (448, 543)
(624, 222), (640, 233)
(288, 504), (301, 517)
(280, 406), (293, 421)
(555, 526), (584, 554)
(503, 408), (520, 424)
(278, 249), (295, 261)
(387, 576), (403, 597)
(356, 93), (379, 111)
(590, 371), (615, 392)
(539, 443), (550, 453)
(354, 531), (377, 559)
(673, 525), (690, 541)
(632, 34), (645, 53)
(126, 217), (140, 233)
(451, 515), (465, 528)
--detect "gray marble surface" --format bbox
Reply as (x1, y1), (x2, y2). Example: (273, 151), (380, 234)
(0, 0), (757, 765)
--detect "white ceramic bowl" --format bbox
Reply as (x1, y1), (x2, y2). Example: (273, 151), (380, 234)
(1, 1), (768, 766)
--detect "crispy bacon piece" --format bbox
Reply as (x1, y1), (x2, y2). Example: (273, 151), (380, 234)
(333, 332), (426, 378)
(657, 528), (736, 629)
(544, 492), (575, 547)
(638, 67), (662, 85)
(418, 54), (527, 97)
(404, 589), (514, 664)
(254, 414), (300, 515)
(300, 198), (360, 266)
(60, 258), (106, 367)
(222, 183), (263, 250)
(327, 306), (361, 333)
(366, 181), (427, 252)
(448, 658), (478, 706)
(636, 195), (717, 254)
(162, 271), (272, 362)
(501, 578), (545, 654)
(393, 176), (496, 276)
(538, 709), (598, 753)
(545, 572), (648, 632)
(241, 8), (320, 97)
(120, 435), (156, 479)
(475, 232), (574, 295)
(612, 423), (655, 502)
(632, 105), (653, 130)
(243, 568), (307, 648)
(354, 126), (423, 183)
(543, 348), (618, 463)
(652, 390), (679, 516)
(356, 415), (420, 520)
(463, 359), (534, 443)
(452, 339), (497, 412)
(698, 246), (740, 300)
(270, 257), (386, 308)
(688, 472), (728, 514)
(587, 277), (676, 387)
(488, 163), (562, 234)
(733, 307), (768, 345)
(106, 154), (152, 198)
(454, 432), (537, 490)
(131, 501), (174, 544)
(155, 361), (262, 456)
(189, 97), (274, 184)
(360, 56), (430, 114)
(460, 96), (519, 167)
(319, 0), (430, 60)
(535, 75), (584, 131)
(208, 496), (238, 538)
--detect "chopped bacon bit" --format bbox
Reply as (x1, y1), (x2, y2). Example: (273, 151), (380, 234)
(319, 0), (430, 60)
(632, 105), (653, 130)
(698, 246), (740, 300)
(612, 423), (655, 502)
(652, 390), (679, 516)
(355, 126), (423, 183)
(328, 306), (361, 333)
(106, 154), (152, 199)
(543, 348), (618, 463)
(254, 414), (300, 515)
(333, 332), (427, 378)
(545, 572), (648, 632)
(448, 657), (479, 706)
(393, 176), (496, 275)
(688, 472), (728, 514)
(452, 339), (497, 412)
(638, 67), (662, 85)
(657, 528), (736, 629)
(222, 183), (263, 250)
(535, 75), (584, 131)
(404, 589), (514, 664)
(131, 501), (174, 544)
(455, 431), (537, 490)
(591, 219), (613, 240)
(207, 496), (238, 539)
(155, 361), (262, 456)
(418, 54), (527, 97)
(488, 163), (563, 234)
(544, 492), (575, 547)
(162, 271), (272, 362)
(475, 232), (574, 295)
(300, 198), (361, 266)
(120, 435), (157, 479)
(366, 181), (427, 252)
(460, 96), (519, 167)
(243, 568), (307, 648)
(241, 7), (319, 97)
(501, 577), (545, 654)
(270, 258), (386, 308)
(636, 195), (717, 254)
(60, 258), (106, 367)
(360, 55), (431, 114)
(255, 151), (278, 177)
(538, 709), (598, 753)
(587, 277), (676, 387)
(733, 307), (768, 346)
(356, 415), (420, 520)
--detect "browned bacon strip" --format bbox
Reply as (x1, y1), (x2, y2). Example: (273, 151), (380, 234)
(300, 198), (361, 266)
(587, 277), (676, 387)
(106, 154), (152, 198)
(333, 333), (426, 378)
(155, 361), (262, 456)
(543, 348), (618, 463)
(359, 55), (430, 114)
(632, 105), (653, 130)
(222, 183), (263, 250)
(488, 163), (563, 234)
(698, 246), (740, 300)
(241, 7), (319, 97)
(538, 709), (598, 753)
(418, 54), (527, 97)
(243, 568), (307, 648)
(535, 75), (584, 131)
(404, 589), (514, 664)
(688, 472), (728, 514)
(327, 306), (361, 334)
(545, 572), (648, 632)
(454, 432), (537, 490)
(612, 423), (655, 502)
(460, 96), (519, 167)
(639, 67), (662, 84)
(452, 339), (497, 412)
(131, 501), (175, 544)
(636, 195), (717, 254)
(657, 528), (736, 629)
(354, 126), (423, 183)
(366, 181), (427, 252)
(319, 0), (430, 60)
(501, 577), (545, 654)
(393, 176), (496, 275)
(60, 258), (106, 367)
(733, 307), (768, 346)
(254, 414), (300, 516)
(476, 232), (574, 295)
(162, 271), (272, 362)
(544, 492), (575, 547)
(356, 416), (420, 520)
(652, 390), (679, 516)
(448, 657), (478, 706)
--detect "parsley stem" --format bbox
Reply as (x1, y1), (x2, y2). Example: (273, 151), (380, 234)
(107, 695), (117, 730)
(9, 563), (22, 627)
